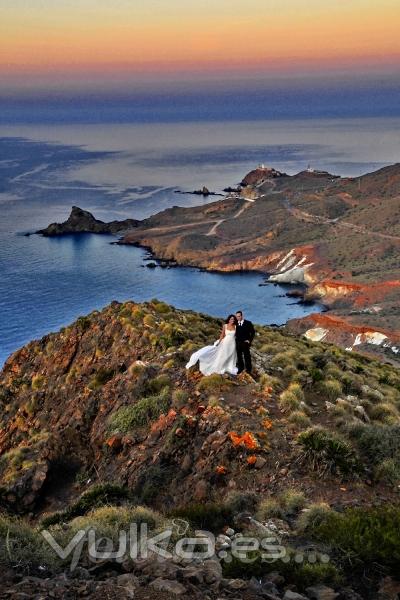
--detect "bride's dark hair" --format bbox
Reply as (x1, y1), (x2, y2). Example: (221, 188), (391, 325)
(225, 314), (238, 324)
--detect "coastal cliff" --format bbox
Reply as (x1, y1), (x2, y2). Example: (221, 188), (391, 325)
(1, 301), (400, 597)
(119, 163), (400, 361)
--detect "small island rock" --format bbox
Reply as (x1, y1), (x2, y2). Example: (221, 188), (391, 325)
(36, 206), (139, 236)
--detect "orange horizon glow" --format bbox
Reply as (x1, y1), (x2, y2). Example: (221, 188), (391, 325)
(1, 0), (399, 88)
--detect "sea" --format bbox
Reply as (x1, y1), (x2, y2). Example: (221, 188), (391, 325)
(1, 116), (400, 366)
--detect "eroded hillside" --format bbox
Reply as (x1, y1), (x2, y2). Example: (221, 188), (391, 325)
(1, 300), (400, 514)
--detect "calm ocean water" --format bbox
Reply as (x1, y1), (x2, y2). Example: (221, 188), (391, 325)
(1, 117), (400, 366)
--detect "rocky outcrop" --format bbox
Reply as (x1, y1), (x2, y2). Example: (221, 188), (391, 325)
(240, 166), (286, 186)
(0, 561), (361, 600)
(194, 186), (211, 196)
(37, 206), (139, 236)
(175, 186), (224, 197)
(2, 299), (400, 515)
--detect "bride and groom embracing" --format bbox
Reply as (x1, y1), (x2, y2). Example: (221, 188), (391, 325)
(186, 310), (255, 376)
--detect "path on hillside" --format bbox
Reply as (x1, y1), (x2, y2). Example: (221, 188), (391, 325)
(275, 193), (400, 243)
(290, 203), (400, 242)
(131, 195), (255, 238)
(205, 197), (255, 236)
(137, 189), (400, 244)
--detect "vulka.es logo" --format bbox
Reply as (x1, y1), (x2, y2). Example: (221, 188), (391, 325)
(40, 522), (292, 572)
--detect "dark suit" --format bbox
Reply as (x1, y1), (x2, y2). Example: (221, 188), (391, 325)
(236, 319), (255, 373)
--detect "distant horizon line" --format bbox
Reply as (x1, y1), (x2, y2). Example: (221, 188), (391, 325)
(1, 53), (399, 94)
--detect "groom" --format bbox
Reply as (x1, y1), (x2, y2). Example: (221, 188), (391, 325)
(235, 310), (255, 374)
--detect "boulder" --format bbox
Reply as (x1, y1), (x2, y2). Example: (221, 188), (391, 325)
(378, 576), (400, 600)
(306, 585), (339, 600)
(202, 558), (223, 584)
(225, 578), (248, 590)
(284, 591), (308, 600)
(150, 577), (187, 595)
(354, 405), (370, 422)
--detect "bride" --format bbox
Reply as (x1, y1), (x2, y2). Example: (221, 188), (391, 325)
(186, 314), (238, 376)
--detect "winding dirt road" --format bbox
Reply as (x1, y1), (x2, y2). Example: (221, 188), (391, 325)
(280, 194), (400, 242)
(205, 197), (255, 236)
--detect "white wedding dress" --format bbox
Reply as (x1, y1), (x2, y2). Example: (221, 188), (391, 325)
(186, 325), (238, 376)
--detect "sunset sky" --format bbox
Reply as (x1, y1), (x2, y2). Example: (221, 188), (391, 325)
(1, 0), (399, 95)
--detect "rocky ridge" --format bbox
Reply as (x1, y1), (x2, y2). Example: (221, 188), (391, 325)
(1, 301), (400, 597)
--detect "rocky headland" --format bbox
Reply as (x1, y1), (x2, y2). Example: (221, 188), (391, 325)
(1, 301), (400, 598)
(36, 205), (139, 236)
(119, 163), (400, 363)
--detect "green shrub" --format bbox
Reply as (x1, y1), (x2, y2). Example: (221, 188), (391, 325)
(143, 314), (156, 328)
(374, 459), (400, 485)
(296, 502), (332, 532)
(310, 368), (324, 382)
(379, 371), (400, 389)
(279, 389), (301, 411)
(310, 505), (400, 572)
(40, 484), (131, 528)
(288, 410), (311, 428)
(256, 498), (284, 520)
(142, 374), (171, 395)
(282, 365), (299, 380)
(0, 447), (35, 485)
(368, 402), (398, 422)
(361, 385), (384, 403)
(224, 490), (259, 514)
(257, 489), (306, 521)
(172, 388), (189, 409)
(134, 464), (175, 504)
(31, 374), (45, 390)
(0, 514), (60, 571)
(287, 562), (341, 588)
(127, 361), (146, 378)
(170, 502), (233, 532)
(223, 550), (340, 588)
(67, 505), (163, 540)
(298, 427), (360, 476)
(348, 424), (400, 481)
(271, 350), (296, 368)
(311, 352), (328, 370)
(349, 423), (400, 462)
(162, 358), (175, 370)
(109, 387), (170, 433)
(259, 343), (279, 354)
(88, 367), (115, 390)
(280, 489), (306, 514)
(196, 374), (233, 393)
(319, 378), (342, 400)
(324, 363), (342, 381)
(76, 315), (91, 331)
(257, 373), (281, 392)
(151, 301), (171, 314)
(341, 373), (364, 395)
(279, 383), (304, 412)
